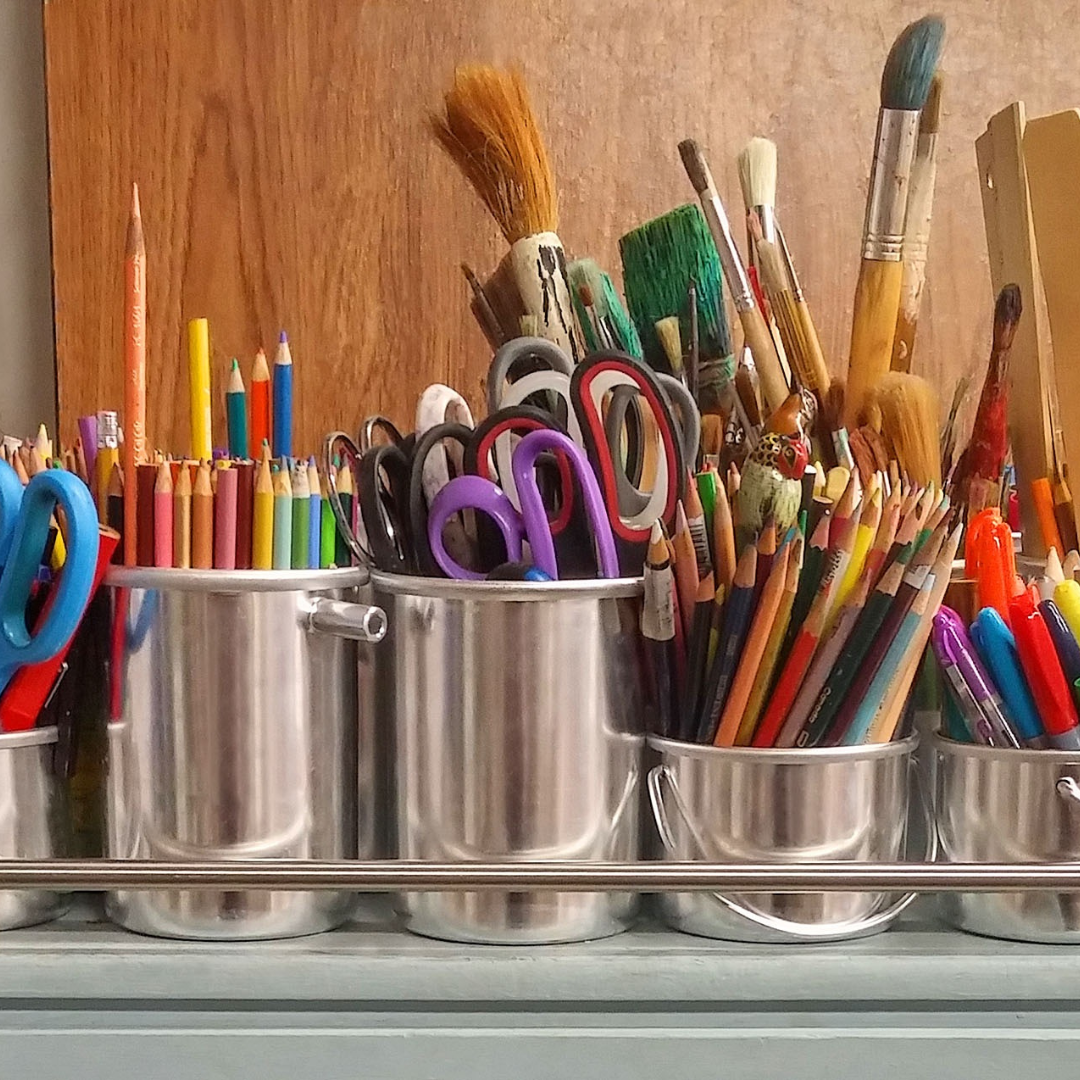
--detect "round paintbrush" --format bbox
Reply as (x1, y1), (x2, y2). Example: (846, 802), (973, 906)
(845, 15), (946, 428)
(737, 137), (778, 247)
(431, 65), (583, 360)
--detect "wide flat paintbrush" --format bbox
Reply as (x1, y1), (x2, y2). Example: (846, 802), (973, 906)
(844, 15), (945, 428)
(679, 139), (789, 415)
(892, 72), (944, 371)
(432, 65), (583, 360)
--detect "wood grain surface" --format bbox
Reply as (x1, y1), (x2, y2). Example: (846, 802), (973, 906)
(42, 0), (1080, 453)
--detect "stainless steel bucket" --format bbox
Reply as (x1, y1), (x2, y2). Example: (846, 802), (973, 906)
(369, 572), (646, 944)
(105, 567), (386, 940)
(934, 733), (1080, 942)
(648, 735), (929, 942)
(0, 727), (66, 930)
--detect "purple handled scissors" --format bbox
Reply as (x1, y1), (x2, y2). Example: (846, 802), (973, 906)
(426, 428), (619, 581)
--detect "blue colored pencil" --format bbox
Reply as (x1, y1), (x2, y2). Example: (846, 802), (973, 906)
(272, 330), (293, 459)
(307, 457), (321, 569)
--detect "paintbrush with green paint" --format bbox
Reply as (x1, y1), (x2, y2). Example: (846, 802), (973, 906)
(619, 204), (734, 411)
(567, 258), (643, 358)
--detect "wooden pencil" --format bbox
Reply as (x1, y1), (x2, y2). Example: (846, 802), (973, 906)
(782, 509), (831, 656)
(306, 457), (322, 569)
(335, 461), (354, 567)
(173, 463), (192, 569)
(643, 521), (681, 740)
(683, 571), (717, 725)
(252, 457), (274, 570)
(864, 493), (902, 587)
(320, 473), (337, 568)
(106, 463), (124, 557)
(226, 359), (248, 460)
(272, 464), (293, 570)
(835, 489), (883, 608)
(712, 480), (737, 592)
(123, 182), (147, 568)
(684, 477), (712, 579)
(671, 501), (699, 638)
(136, 463), (156, 567)
(191, 461), (214, 569)
(188, 318), (212, 461)
(153, 460), (173, 568)
(290, 458), (310, 569)
(214, 463), (238, 570)
(736, 535), (803, 745)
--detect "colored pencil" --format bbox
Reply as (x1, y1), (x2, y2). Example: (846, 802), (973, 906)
(684, 477), (712, 578)
(272, 464), (293, 570)
(321, 474), (337, 568)
(95, 411), (120, 521)
(683, 571), (717, 724)
(105, 463), (124, 554)
(234, 460), (254, 570)
(252, 457), (274, 570)
(717, 543), (792, 746)
(136, 463), (156, 567)
(782, 509), (830, 655)
(712, 478), (737, 592)
(272, 331), (293, 459)
(835, 488), (882, 608)
(290, 458), (310, 569)
(191, 461), (214, 569)
(213, 463), (238, 570)
(188, 318), (213, 461)
(173, 463), (192, 568)
(671, 501), (699, 638)
(226, 359), (248, 459)
(307, 457), (322, 569)
(739, 534), (803, 743)
(123, 182), (147, 567)
(249, 348), (271, 460)
(335, 462), (353, 567)
(153, 460), (173, 568)
(695, 545), (757, 744)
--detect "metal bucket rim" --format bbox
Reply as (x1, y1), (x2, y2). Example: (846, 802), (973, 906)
(648, 733), (918, 764)
(106, 566), (367, 593)
(0, 726), (58, 750)
(933, 732), (1080, 764)
(370, 569), (643, 601)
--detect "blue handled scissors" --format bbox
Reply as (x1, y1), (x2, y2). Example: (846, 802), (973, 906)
(0, 460), (99, 695)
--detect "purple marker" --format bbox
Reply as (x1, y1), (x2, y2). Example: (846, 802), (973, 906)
(932, 611), (994, 745)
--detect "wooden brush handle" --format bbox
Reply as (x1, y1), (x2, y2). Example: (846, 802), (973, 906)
(510, 232), (584, 362)
(845, 258), (904, 428)
(739, 304), (789, 413)
(795, 299), (831, 394)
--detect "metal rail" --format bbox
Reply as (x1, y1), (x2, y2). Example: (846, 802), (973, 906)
(1, 860), (1080, 892)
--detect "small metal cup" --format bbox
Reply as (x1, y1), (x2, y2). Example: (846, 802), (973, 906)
(105, 567), (385, 941)
(0, 727), (66, 930)
(649, 735), (929, 942)
(935, 733), (1080, 942)
(370, 571), (647, 944)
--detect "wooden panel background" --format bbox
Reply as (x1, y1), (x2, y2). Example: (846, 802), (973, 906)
(42, 0), (1080, 455)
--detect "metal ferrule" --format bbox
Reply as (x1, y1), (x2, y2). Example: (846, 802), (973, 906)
(754, 204), (777, 245)
(861, 108), (920, 261)
(700, 190), (756, 311)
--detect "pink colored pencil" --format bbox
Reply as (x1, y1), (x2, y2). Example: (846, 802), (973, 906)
(214, 464), (238, 570)
(153, 461), (174, 568)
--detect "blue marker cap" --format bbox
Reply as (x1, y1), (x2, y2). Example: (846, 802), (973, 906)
(969, 608), (1046, 748)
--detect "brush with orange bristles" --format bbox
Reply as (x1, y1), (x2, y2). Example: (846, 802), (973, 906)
(431, 65), (582, 361)
(844, 15), (946, 427)
(869, 372), (942, 488)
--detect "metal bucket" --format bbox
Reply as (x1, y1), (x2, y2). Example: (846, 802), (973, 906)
(0, 727), (67, 930)
(648, 735), (930, 942)
(105, 567), (386, 940)
(934, 733), (1080, 942)
(370, 572), (646, 944)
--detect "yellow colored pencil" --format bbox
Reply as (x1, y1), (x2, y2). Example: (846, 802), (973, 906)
(835, 489), (883, 609)
(188, 317), (212, 461)
(252, 456), (274, 570)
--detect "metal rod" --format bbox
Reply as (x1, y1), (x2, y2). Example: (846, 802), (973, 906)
(3, 860), (1080, 893)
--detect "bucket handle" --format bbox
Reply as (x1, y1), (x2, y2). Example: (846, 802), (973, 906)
(647, 758), (936, 941)
(306, 598), (387, 643)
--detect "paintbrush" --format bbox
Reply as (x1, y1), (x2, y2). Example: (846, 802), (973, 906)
(678, 139), (790, 415)
(432, 65), (583, 360)
(869, 372), (942, 487)
(776, 221), (831, 395)
(844, 15), (946, 427)
(568, 258), (643, 358)
(619, 204), (732, 406)
(892, 72), (944, 371)
(952, 284), (1022, 513)
(738, 136), (778, 250)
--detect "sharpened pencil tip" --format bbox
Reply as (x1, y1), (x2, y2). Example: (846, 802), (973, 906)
(279, 330), (288, 343)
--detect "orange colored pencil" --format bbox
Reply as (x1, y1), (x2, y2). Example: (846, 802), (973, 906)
(191, 460), (214, 569)
(249, 349), (271, 460)
(672, 501), (699, 637)
(712, 480), (737, 592)
(714, 543), (791, 746)
(123, 182), (147, 567)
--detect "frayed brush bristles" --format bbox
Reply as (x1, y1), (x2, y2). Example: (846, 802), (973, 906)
(431, 64), (557, 243)
(737, 137), (778, 211)
(880, 15), (946, 111)
(567, 258), (644, 358)
(920, 72), (944, 134)
(871, 372), (942, 486)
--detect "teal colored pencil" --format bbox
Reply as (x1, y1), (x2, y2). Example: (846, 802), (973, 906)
(225, 359), (248, 459)
(839, 575), (936, 745)
(272, 464), (293, 569)
(290, 459), (310, 568)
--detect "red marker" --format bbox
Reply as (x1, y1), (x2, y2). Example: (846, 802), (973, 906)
(1008, 592), (1080, 750)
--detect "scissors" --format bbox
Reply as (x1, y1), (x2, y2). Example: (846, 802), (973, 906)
(0, 460), (99, 696)
(427, 428), (619, 581)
